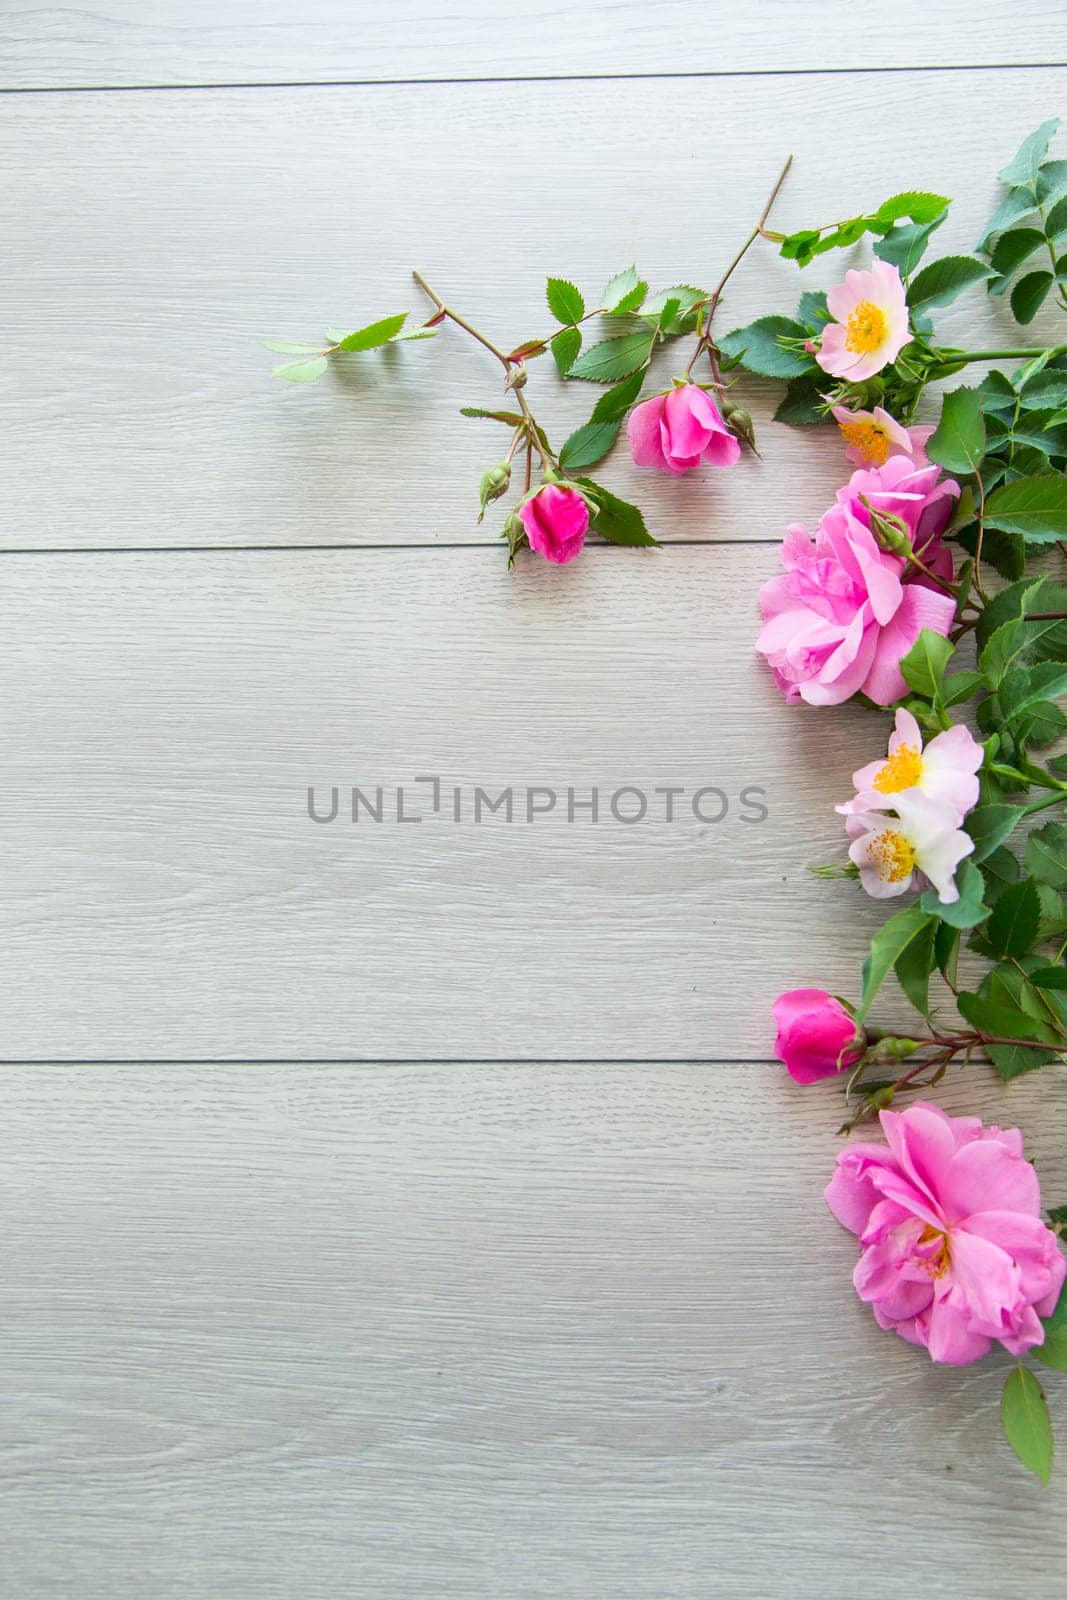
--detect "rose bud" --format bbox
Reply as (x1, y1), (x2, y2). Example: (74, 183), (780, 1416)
(478, 461), (512, 522)
(772, 988), (864, 1085)
(627, 383), (741, 475)
(517, 484), (589, 566)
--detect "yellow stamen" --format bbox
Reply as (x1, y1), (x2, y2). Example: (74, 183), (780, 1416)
(873, 742), (923, 795)
(918, 1224), (952, 1278)
(837, 418), (892, 466)
(845, 299), (888, 356)
(869, 827), (915, 884)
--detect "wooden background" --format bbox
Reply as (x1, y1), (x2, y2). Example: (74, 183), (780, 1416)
(2, 3), (1066, 1593)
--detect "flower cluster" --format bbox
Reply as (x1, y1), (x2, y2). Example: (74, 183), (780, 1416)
(758, 122), (1067, 1482)
(265, 120), (1067, 1482)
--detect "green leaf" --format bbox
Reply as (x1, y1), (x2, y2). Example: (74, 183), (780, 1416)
(546, 277), (585, 324)
(907, 255), (997, 311)
(900, 629), (954, 700)
(643, 285), (707, 316)
(895, 915), (938, 1018)
(259, 338), (324, 354)
(271, 355), (328, 382)
(1026, 822), (1067, 889)
(987, 878), (1042, 958)
(796, 289), (829, 328)
(942, 669), (985, 707)
(773, 378), (825, 425)
(1046, 193), (1067, 241)
(551, 327), (581, 376)
(977, 187), (1038, 250)
(459, 406), (525, 424)
(1000, 119), (1061, 187)
(1001, 1365), (1053, 1486)
(957, 989), (1043, 1038)
(590, 367), (647, 423)
(337, 313), (408, 352)
(927, 387), (986, 475)
(984, 475), (1067, 542)
(857, 906), (937, 1022)
(1011, 270), (1054, 325)
(718, 316), (813, 379)
(919, 858), (990, 928)
(873, 191), (950, 228)
(568, 332), (654, 384)
(967, 804), (1026, 862)
(575, 479), (658, 548)
(989, 226), (1047, 287)
(601, 267), (645, 313)
(1019, 369), (1067, 409)
(559, 420), (620, 472)
(874, 216), (945, 276)
(1001, 661), (1067, 721)
(1034, 1325), (1067, 1371)
(1039, 160), (1067, 206)
(1029, 965), (1067, 990)
(976, 575), (1047, 652)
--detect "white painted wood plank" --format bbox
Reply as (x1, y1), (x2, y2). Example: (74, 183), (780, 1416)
(3, 1062), (1065, 1598)
(0, 544), (978, 1060)
(1, 0), (1063, 87)
(4, 72), (1065, 549)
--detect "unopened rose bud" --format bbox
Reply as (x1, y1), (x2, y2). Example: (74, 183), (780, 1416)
(505, 362), (528, 391)
(723, 403), (758, 454)
(862, 497), (913, 556)
(477, 461), (511, 522)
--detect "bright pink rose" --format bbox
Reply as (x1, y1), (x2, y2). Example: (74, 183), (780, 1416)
(773, 988), (863, 1084)
(839, 455), (960, 588)
(627, 384), (741, 475)
(518, 484), (589, 566)
(827, 1101), (1066, 1365)
(756, 487), (957, 706)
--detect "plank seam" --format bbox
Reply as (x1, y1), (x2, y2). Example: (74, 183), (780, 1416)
(1, 63), (1064, 96)
(0, 539), (784, 555)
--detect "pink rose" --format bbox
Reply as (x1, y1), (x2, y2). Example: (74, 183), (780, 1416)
(839, 455), (960, 587)
(627, 384), (741, 475)
(827, 1101), (1066, 1365)
(756, 492), (957, 706)
(518, 484), (589, 566)
(831, 404), (933, 471)
(817, 260), (910, 381)
(773, 988), (863, 1085)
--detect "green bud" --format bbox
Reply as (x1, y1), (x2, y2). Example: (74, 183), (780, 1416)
(862, 496), (913, 557)
(478, 461), (511, 522)
(869, 1085), (896, 1110)
(505, 362), (528, 391)
(723, 403), (758, 453)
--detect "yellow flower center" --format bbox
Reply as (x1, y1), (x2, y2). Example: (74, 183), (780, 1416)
(873, 742), (924, 795)
(918, 1224), (952, 1278)
(837, 418), (892, 466)
(869, 827), (916, 884)
(845, 299), (888, 355)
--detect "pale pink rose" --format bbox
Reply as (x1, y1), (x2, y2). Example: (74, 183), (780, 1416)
(627, 384), (741, 475)
(773, 989), (863, 1085)
(518, 484), (589, 566)
(827, 1100), (1066, 1365)
(756, 503), (957, 706)
(844, 789), (974, 902)
(817, 260), (911, 380)
(838, 708), (983, 822)
(831, 404), (934, 470)
(839, 455), (960, 586)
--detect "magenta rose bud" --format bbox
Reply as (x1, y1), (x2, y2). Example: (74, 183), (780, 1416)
(517, 484), (589, 566)
(772, 988), (863, 1084)
(627, 383), (741, 475)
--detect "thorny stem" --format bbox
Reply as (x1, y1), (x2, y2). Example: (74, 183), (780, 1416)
(412, 269), (558, 471)
(685, 154), (794, 380)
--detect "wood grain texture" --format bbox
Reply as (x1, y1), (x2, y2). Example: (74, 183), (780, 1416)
(0, 543), (989, 1060)
(4, 71), (1066, 549)
(2, 1063), (1065, 1599)
(1, 0), (1064, 87)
